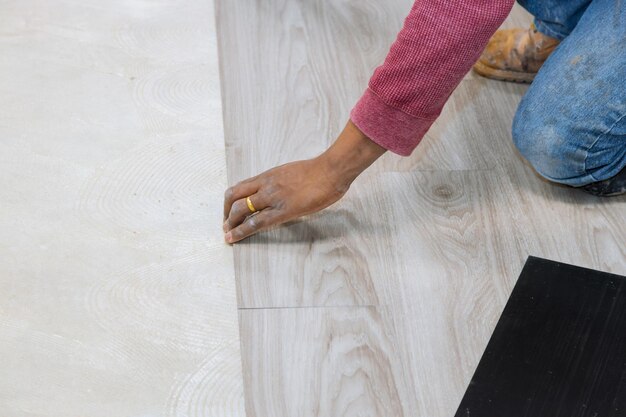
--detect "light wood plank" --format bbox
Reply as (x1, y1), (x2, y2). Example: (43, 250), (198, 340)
(218, 1), (530, 309)
(0, 1), (244, 415)
(237, 167), (625, 416)
(218, 0), (624, 415)
(349, 168), (626, 416)
(239, 307), (406, 417)
(219, 1), (532, 181)
(231, 178), (394, 308)
(218, 0), (615, 309)
(217, 0), (406, 182)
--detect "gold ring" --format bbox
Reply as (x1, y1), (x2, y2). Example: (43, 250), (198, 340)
(246, 196), (257, 213)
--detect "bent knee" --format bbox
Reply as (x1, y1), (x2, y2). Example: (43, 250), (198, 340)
(512, 106), (587, 183)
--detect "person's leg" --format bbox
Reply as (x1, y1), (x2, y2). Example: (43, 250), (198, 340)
(511, 0), (626, 196)
(517, 0), (591, 41)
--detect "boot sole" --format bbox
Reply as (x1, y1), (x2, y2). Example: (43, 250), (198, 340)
(472, 60), (536, 84)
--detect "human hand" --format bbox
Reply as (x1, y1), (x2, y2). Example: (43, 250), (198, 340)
(223, 157), (348, 243)
(223, 120), (385, 243)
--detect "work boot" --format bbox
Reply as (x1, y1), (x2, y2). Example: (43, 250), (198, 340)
(473, 24), (560, 83)
(580, 167), (626, 197)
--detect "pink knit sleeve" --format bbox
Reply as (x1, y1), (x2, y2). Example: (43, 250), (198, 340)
(350, 0), (515, 156)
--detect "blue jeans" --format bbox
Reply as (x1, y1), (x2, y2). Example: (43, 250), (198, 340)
(511, 0), (626, 187)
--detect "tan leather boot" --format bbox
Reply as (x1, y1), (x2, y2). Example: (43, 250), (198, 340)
(473, 24), (560, 83)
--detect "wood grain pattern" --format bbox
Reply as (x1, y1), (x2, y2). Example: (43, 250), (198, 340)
(219, 1), (532, 181)
(228, 77), (529, 306)
(217, 0), (406, 182)
(217, 1), (625, 416)
(220, 2), (534, 309)
(0, 1), (244, 416)
(236, 168), (625, 417)
(346, 169), (625, 417)
(240, 307), (406, 417)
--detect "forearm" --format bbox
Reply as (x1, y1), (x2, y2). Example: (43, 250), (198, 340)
(352, 0), (515, 156)
(318, 120), (386, 191)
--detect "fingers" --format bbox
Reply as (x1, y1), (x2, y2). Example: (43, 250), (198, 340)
(224, 193), (268, 233)
(223, 178), (259, 221)
(225, 209), (280, 243)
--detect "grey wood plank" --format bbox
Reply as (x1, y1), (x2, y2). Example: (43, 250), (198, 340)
(217, 0), (393, 181)
(218, 0), (625, 309)
(235, 167), (624, 416)
(217, 0), (624, 415)
(357, 168), (626, 416)
(218, 1), (532, 181)
(231, 176), (395, 308)
(239, 306), (407, 417)
(218, 0), (533, 309)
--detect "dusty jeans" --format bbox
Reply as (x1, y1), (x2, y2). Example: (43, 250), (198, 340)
(511, 0), (626, 191)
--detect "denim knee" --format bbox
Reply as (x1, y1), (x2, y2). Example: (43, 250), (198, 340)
(512, 99), (587, 184)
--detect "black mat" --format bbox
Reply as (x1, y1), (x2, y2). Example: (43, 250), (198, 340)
(455, 256), (626, 417)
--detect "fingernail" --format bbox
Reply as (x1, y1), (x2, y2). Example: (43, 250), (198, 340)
(225, 232), (232, 243)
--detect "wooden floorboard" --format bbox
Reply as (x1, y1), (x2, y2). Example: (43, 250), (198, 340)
(217, 1), (625, 415)
(239, 307), (405, 417)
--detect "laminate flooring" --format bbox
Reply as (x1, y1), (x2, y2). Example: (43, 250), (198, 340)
(217, 1), (626, 416)
(0, 1), (244, 416)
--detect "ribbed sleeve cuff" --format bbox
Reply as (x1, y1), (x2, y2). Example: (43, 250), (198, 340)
(349, 88), (436, 156)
